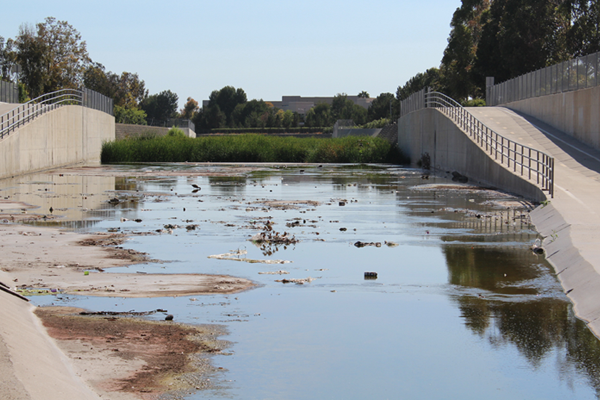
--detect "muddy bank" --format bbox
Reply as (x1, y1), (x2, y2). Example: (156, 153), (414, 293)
(0, 225), (254, 297)
(35, 307), (228, 400)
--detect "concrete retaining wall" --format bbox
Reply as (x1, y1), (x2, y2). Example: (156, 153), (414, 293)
(115, 123), (195, 140)
(398, 108), (546, 201)
(0, 105), (114, 179)
(505, 85), (600, 150)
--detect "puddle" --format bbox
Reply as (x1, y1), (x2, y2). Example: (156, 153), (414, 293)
(15, 164), (600, 399)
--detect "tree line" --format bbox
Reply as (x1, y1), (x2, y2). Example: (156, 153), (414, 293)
(399, 0), (600, 103)
(4, 5), (597, 128)
(0, 17), (401, 130)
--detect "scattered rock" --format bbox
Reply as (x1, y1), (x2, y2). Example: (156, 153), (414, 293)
(165, 314), (174, 321)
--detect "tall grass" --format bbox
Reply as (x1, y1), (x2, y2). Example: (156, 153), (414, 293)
(101, 135), (405, 164)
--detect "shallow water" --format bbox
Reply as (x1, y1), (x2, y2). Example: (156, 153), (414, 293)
(14, 164), (600, 399)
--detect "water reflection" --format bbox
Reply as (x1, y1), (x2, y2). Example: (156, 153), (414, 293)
(12, 164), (600, 399)
(0, 173), (116, 224)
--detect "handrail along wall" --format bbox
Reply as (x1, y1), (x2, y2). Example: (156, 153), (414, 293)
(0, 88), (113, 139)
(400, 89), (554, 197)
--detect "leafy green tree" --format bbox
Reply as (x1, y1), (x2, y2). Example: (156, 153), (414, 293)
(114, 105), (147, 125)
(566, 0), (600, 56)
(396, 68), (441, 101)
(83, 62), (118, 99)
(113, 72), (147, 109)
(474, 0), (570, 87)
(231, 99), (269, 127)
(15, 17), (91, 98)
(282, 110), (294, 128)
(0, 36), (17, 81)
(207, 86), (247, 127)
(358, 91), (370, 98)
(439, 0), (490, 101)
(141, 90), (179, 124)
(368, 92), (396, 122)
(304, 103), (333, 127)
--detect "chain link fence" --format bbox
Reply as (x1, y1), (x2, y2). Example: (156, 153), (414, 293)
(0, 81), (19, 103)
(487, 51), (600, 106)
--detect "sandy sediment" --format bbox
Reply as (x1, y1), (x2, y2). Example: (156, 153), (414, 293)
(0, 222), (254, 400)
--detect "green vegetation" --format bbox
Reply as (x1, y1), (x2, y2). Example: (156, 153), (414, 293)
(399, 0), (600, 103)
(101, 135), (404, 164)
(167, 127), (186, 138)
(114, 105), (147, 125)
(462, 98), (486, 107)
(198, 127), (330, 134)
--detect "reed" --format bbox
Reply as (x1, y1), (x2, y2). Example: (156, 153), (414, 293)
(101, 134), (405, 164)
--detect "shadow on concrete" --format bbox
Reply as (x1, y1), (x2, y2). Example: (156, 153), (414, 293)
(509, 108), (600, 175)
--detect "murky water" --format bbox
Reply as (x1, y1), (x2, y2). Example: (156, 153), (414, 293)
(9, 164), (600, 399)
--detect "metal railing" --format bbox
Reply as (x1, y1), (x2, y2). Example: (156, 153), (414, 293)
(0, 88), (113, 139)
(487, 51), (600, 106)
(401, 89), (554, 197)
(0, 81), (19, 103)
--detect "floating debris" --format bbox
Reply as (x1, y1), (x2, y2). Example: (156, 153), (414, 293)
(275, 277), (316, 285)
(208, 249), (291, 264)
(258, 271), (290, 275)
(354, 241), (382, 248)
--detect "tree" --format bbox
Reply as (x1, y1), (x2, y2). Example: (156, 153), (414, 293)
(566, 0), (600, 56)
(368, 92), (396, 122)
(0, 36), (17, 81)
(141, 90), (179, 124)
(358, 91), (370, 98)
(15, 17), (91, 98)
(207, 86), (247, 127)
(304, 103), (333, 127)
(396, 68), (441, 101)
(114, 105), (147, 125)
(231, 99), (269, 127)
(439, 0), (490, 101)
(474, 0), (570, 88)
(114, 72), (147, 109)
(282, 110), (294, 128)
(180, 97), (199, 120)
(83, 62), (118, 99)
(331, 93), (354, 120)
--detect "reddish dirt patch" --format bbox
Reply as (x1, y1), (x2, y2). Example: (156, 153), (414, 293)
(35, 307), (226, 399)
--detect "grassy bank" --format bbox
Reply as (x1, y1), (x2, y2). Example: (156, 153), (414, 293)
(101, 134), (405, 164)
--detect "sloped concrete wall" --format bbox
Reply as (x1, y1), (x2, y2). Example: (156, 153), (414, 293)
(398, 108), (546, 201)
(0, 105), (114, 179)
(505, 86), (600, 150)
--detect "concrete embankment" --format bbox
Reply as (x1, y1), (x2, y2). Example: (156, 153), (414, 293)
(0, 105), (114, 179)
(398, 108), (546, 201)
(0, 270), (101, 400)
(468, 107), (600, 337)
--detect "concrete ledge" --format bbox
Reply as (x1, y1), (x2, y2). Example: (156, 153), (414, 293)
(398, 108), (546, 201)
(530, 203), (600, 337)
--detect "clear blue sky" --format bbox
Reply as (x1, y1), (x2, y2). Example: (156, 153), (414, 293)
(4, 0), (461, 108)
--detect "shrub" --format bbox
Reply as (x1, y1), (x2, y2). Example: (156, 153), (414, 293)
(102, 134), (405, 164)
(167, 127), (186, 138)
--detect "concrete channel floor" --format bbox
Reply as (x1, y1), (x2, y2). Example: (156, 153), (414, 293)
(468, 106), (600, 336)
